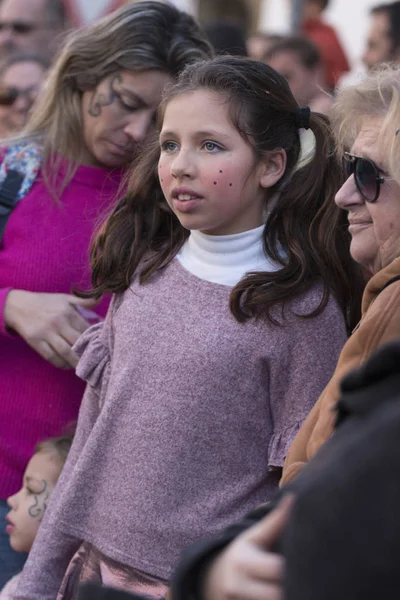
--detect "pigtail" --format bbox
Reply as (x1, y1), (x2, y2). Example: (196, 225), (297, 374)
(230, 110), (364, 332)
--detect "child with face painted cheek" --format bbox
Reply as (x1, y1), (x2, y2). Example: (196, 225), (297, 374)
(1, 435), (73, 598)
(15, 57), (363, 598)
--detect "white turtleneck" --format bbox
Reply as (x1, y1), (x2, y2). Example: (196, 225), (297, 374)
(176, 225), (281, 287)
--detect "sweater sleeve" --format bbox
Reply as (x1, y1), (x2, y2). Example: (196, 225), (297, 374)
(267, 291), (347, 470)
(14, 315), (113, 599)
(0, 287), (13, 337)
(281, 280), (400, 485)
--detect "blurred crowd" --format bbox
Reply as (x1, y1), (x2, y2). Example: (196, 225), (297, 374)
(1, 1), (400, 600)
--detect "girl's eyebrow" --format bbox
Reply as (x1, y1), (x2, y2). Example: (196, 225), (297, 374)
(159, 129), (231, 139)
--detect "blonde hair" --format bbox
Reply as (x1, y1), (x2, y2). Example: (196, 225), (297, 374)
(5, 1), (212, 194)
(330, 63), (400, 184)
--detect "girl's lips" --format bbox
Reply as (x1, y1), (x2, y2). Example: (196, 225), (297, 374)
(172, 197), (202, 213)
(6, 524), (15, 534)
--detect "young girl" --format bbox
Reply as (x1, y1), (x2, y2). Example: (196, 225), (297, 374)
(15, 56), (363, 598)
(1, 435), (73, 599)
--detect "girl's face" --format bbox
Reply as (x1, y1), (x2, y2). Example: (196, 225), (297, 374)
(158, 89), (286, 235)
(6, 450), (63, 552)
(80, 69), (172, 169)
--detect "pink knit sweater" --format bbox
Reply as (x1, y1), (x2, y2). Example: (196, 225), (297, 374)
(0, 159), (124, 499)
(16, 259), (347, 597)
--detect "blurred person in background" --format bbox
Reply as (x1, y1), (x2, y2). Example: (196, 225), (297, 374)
(204, 21), (247, 56)
(0, 53), (49, 138)
(263, 36), (333, 113)
(300, 0), (350, 89)
(247, 32), (283, 61)
(0, 0), (211, 587)
(0, 0), (70, 60)
(363, 1), (400, 70)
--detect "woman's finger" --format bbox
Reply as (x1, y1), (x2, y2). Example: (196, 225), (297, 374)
(46, 333), (79, 368)
(35, 339), (71, 369)
(243, 550), (284, 584)
(234, 579), (284, 600)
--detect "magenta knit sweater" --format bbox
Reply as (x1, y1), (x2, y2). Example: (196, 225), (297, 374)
(0, 160), (124, 500)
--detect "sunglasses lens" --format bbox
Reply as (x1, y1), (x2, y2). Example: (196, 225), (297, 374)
(356, 158), (377, 202)
(13, 23), (33, 34)
(0, 88), (17, 106)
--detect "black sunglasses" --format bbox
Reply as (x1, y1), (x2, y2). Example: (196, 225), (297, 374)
(0, 21), (39, 35)
(0, 86), (38, 107)
(343, 152), (387, 203)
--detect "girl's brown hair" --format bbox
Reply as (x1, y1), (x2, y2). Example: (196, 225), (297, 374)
(87, 56), (363, 330)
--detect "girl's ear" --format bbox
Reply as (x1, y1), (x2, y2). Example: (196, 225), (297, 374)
(259, 149), (287, 189)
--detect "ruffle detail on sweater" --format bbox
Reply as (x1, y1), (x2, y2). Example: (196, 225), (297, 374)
(74, 322), (110, 390)
(268, 421), (303, 469)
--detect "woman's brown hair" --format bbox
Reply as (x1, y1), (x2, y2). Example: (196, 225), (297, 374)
(87, 56), (363, 331)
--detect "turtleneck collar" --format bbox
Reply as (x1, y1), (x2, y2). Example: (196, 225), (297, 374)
(176, 225), (281, 286)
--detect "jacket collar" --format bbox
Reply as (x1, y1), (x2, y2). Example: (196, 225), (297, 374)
(361, 257), (400, 315)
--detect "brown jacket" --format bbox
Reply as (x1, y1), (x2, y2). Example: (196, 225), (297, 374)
(281, 257), (400, 485)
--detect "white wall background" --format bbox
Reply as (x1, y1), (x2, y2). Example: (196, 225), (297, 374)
(72, 0), (376, 75)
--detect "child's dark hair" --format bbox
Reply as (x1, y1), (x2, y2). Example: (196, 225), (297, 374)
(87, 56), (363, 331)
(35, 434), (73, 466)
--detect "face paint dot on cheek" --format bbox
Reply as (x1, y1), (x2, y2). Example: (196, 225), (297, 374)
(229, 183), (233, 186)
(219, 170), (223, 173)
(213, 181), (217, 185)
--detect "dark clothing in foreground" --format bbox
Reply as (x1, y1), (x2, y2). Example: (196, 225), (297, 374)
(171, 339), (400, 600)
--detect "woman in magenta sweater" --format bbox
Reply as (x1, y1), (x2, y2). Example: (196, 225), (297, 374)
(0, 1), (211, 586)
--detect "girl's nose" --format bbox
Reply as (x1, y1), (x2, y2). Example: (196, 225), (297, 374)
(171, 150), (196, 179)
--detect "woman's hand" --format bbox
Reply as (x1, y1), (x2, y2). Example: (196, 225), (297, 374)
(202, 495), (293, 600)
(4, 290), (100, 369)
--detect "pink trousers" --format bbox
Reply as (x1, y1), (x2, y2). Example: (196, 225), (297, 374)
(57, 542), (169, 600)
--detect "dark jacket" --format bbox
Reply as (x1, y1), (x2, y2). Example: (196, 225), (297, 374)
(171, 339), (400, 600)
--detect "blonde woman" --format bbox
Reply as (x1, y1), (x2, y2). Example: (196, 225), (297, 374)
(0, 0), (211, 585)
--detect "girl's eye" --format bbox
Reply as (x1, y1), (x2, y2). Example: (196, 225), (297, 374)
(161, 141), (179, 152)
(203, 141), (222, 152)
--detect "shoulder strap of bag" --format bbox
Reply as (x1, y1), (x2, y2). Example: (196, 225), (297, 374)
(0, 168), (24, 243)
(0, 142), (42, 246)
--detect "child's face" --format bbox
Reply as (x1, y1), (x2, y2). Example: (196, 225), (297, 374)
(6, 450), (62, 552)
(158, 89), (279, 236)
